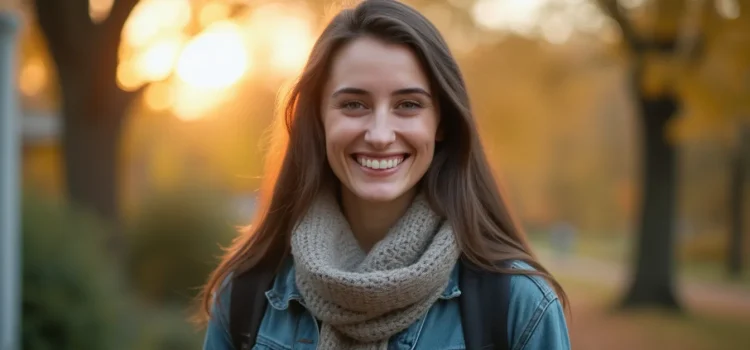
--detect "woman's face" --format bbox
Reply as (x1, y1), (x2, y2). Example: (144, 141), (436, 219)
(321, 36), (440, 203)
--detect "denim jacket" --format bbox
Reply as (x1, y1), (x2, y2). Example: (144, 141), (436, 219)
(203, 259), (570, 350)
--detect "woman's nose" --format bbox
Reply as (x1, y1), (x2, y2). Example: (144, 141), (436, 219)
(364, 109), (396, 149)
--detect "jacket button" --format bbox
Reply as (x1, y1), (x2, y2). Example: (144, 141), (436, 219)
(241, 342), (250, 350)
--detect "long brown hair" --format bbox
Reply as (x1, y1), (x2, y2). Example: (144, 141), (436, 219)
(198, 0), (567, 322)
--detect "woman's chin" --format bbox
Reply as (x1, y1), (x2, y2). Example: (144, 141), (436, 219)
(349, 184), (413, 203)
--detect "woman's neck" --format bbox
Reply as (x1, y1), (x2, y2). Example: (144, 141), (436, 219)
(340, 187), (417, 252)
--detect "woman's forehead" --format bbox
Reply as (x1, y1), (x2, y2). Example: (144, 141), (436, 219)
(324, 37), (431, 94)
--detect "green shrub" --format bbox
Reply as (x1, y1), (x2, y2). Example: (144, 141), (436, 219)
(128, 305), (205, 350)
(126, 186), (235, 305)
(22, 193), (129, 350)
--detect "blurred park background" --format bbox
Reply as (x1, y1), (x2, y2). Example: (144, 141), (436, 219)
(0, 0), (749, 349)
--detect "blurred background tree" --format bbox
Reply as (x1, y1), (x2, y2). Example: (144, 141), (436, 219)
(594, 0), (750, 309)
(728, 125), (748, 278)
(33, 0), (140, 238)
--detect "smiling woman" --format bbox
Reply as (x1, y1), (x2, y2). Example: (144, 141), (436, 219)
(322, 37), (440, 209)
(199, 1), (570, 349)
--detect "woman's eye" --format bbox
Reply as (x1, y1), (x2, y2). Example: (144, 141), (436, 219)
(341, 101), (366, 110)
(398, 100), (422, 109)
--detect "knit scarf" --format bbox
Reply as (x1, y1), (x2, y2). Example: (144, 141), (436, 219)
(291, 191), (460, 350)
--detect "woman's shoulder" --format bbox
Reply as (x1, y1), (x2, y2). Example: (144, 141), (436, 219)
(506, 260), (558, 302)
(459, 258), (557, 300)
(203, 275), (234, 350)
(208, 273), (235, 330)
(505, 260), (570, 350)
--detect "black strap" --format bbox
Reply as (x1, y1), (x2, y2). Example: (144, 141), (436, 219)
(460, 260), (512, 350)
(229, 260), (277, 350)
(230, 258), (511, 350)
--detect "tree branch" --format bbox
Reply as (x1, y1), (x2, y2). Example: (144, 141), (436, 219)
(597, 0), (644, 54)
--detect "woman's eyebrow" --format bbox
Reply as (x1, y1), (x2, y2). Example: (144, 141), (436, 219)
(331, 87), (432, 98)
(392, 88), (431, 98)
(331, 87), (369, 98)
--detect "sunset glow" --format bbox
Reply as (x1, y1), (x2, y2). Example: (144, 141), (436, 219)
(113, 0), (316, 120)
(175, 21), (250, 89)
(199, 1), (232, 28)
(239, 3), (315, 75)
(137, 37), (184, 82)
(117, 60), (145, 91)
(268, 16), (315, 73)
(716, 0), (741, 19)
(122, 0), (191, 48)
(170, 84), (228, 121)
(470, 0), (608, 44)
(472, 0), (545, 33)
(144, 82), (175, 112)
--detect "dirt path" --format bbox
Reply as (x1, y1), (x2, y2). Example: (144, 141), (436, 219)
(536, 250), (750, 350)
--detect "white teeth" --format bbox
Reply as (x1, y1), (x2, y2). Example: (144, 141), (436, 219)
(355, 156), (405, 170)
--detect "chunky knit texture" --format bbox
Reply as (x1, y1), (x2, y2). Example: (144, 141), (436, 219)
(291, 191), (460, 350)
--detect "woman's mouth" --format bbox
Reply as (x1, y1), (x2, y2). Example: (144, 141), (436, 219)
(351, 153), (411, 171)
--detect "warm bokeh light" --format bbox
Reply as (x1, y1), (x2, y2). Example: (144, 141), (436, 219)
(143, 81), (174, 111)
(470, 0), (607, 44)
(570, 1), (608, 33)
(472, 0), (545, 34)
(619, 0), (646, 9)
(117, 59), (144, 92)
(268, 16), (315, 73)
(176, 21), (250, 89)
(239, 2), (315, 75)
(117, 0), (192, 94)
(170, 83), (226, 121)
(122, 0), (191, 48)
(716, 0), (741, 19)
(115, 0), (318, 119)
(136, 37), (184, 82)
(199, 1), (232, 28)
(19, 56), (48, 96)
(541, 15), (574, 45)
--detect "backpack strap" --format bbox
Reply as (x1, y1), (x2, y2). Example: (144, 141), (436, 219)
(229, 259), (278, 350)
(459, 259), (512, 350)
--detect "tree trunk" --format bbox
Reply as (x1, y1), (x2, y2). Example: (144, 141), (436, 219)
(622, 90), (682, 310)
(34, 0), (140, 236)
(727, 126), (748, 278)
(57, 71), (133, 254)
(61, 102), (124, 225)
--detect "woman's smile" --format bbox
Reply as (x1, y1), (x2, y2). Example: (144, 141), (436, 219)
(350, 153), (411, 177)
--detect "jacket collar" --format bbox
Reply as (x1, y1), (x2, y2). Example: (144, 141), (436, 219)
(265, 257), (461, 310)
